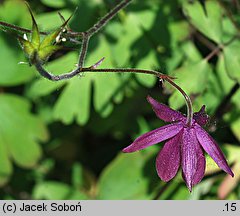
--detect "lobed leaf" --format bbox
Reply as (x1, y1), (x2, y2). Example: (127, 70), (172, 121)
(0, 94), (48, 184)
(97, 152), (158, 200)
(183, 0), (223, 43)
(223, 41), (240, 83)
(169, 60), (211, 109)
(33, 181), (89, 200)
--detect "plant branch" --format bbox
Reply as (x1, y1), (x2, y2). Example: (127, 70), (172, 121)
(77, 0), (132, 67)
(204, 46), (222, 62)
(204, 36), (237, 62)
(0, 21), (47, 35)
(34, 59), (173, 81)
(86, 0), (132, 36)
(78, 33), (89, 67)
(195, 32), (217, 51)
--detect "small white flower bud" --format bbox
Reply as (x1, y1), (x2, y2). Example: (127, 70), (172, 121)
(23, 34), (28, 41)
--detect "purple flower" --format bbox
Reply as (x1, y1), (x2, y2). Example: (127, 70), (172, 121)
(123, 96), (234, 191)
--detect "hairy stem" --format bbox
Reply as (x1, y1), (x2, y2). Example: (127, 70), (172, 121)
(164, 76), (193, 126)
(0, 21), (47, 35)
(34, 60), (171, 81)
(77, 0), (132, 67)
(78, 34), (89, 67)
(82, 68), (170, 77)
(86, 0), (132, 36)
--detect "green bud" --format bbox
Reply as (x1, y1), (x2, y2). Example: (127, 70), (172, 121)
(17, 2), (74, 64)
(40, 13), (73, 50)
(38, 45), (62, 62)
(18, 37), (35, 61)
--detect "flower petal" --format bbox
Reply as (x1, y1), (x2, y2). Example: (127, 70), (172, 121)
(194, 124), (234, 177)
(193, 105), (209, 126)
(181, 127), (199, 192)
(192, 141), (206, 186)
(147, 96), (184, 122)
(122, 123), (183, 153)
(156, 131), (182, 182)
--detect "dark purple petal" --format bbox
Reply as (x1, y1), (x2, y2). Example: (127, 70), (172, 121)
(122, 122), (183, 153)
(156, 131), (182, 182)
(181, 127), (199, 192)
(193, 105), (209, 126)
(192, 141), (206, 186)
(147, 96), (184, 122)
(194, 124), (234, 177)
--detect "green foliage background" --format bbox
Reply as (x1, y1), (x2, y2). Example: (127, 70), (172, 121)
(0, 0), (240, 200)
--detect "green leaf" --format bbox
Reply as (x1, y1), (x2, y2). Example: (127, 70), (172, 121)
(26, 53), (76, 99)
(216, 54), (235, 94)
(231, 118), (240, 141)
(181, 41), (203, 63)
(36, 10), (71, 31)
(71, 163), (84, 188)
(0, 0), (30, 30)
(0, 1), (35, 86)
(33, 181), (89, 200)
(105, 14), (143, 67)
(135, 51), (157, 87)
(53, 77), (91, 125)
(224, 111), (240, 142)
(0, 135), (12, 186)
(97, 152), (158, 200)
(183, 0), (223, 43)
(0, 94), (48, 185)
(189, 179), (215, 200)
(169, 60), (211, 109)
(193, 54), (236, 114)
(0, 33), (35, 85)
(28, 35), (128, 125)
(222, 17), (238, 43)
(224, 144), (240, 162)
(40, 0), (79, 8)
(105, 10), (158, 87)
(223, 41), (240, 83)
(205, 144), (240, 176)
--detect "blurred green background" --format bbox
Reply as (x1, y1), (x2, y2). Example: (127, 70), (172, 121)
(0, 0), (239, 200)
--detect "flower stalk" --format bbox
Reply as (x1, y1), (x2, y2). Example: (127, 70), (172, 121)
(163, 76), (193, 127)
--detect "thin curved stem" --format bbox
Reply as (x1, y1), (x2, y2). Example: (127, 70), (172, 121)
(34, 61), (81, 81)
(34, 58), (175, 81)
(164, 76), (193, 126)
(82, 68), (170, 77)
